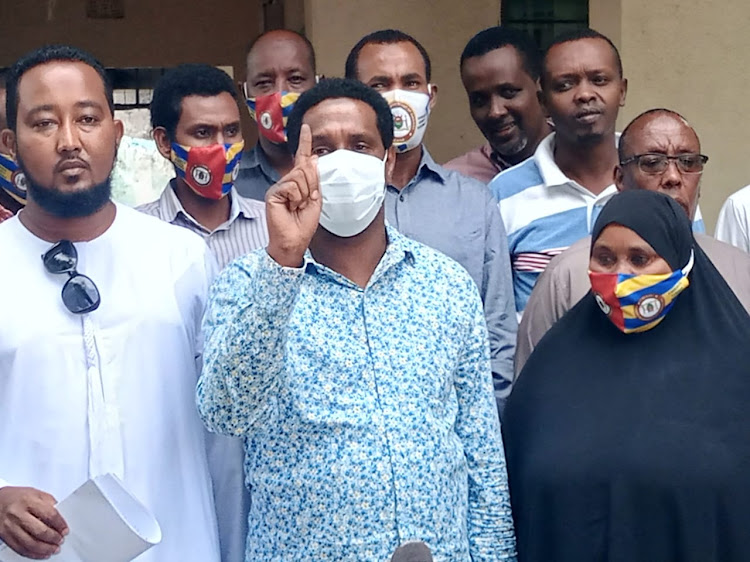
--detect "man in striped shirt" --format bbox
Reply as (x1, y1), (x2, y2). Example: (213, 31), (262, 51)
(489, 29), (628, 315)
(137, 63), (268, 562)
(138, 64), (268, 269)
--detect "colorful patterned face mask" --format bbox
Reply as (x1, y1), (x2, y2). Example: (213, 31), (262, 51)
(246, 91), (300, 144)
(169, 141), (244, 200)
(0, 152), (27, 205)
(588, 250), (694, 333)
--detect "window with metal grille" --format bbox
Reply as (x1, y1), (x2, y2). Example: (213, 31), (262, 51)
(502, 0), (588, 49)
(106, 68), (167, 110)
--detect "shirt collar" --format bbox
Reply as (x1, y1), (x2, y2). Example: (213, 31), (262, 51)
(534, 132), (622, 189)
(157, 180), (258, 231)
(302, 224), (416, 288)
(415, 148), (448, 184)
(480, 143), (511, 172)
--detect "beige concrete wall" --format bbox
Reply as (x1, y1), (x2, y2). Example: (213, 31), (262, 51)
(592, 0), (748, 232)
(0, 0), (261, 77)
(305, 0), (499, 163)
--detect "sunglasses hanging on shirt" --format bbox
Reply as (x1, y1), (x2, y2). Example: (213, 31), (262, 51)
(42, 240), (101, 314)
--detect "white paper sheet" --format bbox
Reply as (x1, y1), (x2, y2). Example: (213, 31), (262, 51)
(0, 474), (161, 562)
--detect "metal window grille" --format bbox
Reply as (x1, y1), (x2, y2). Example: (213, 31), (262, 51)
(106, 68), (168, 110)
(86, 0), (125, 19)
(502, 0), (588, 49)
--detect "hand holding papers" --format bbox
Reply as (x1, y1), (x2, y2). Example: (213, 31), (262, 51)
(0, 474), (161, 562)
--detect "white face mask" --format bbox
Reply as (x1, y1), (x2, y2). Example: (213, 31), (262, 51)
(381, 87), (431, 153)
(317, 149), (388, 238)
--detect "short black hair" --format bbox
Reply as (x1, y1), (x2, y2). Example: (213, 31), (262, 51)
(6, 45), (113, 131)
(345, 29), (431, 82)
(460, 26), (542, 81)
(619, 108), (695, 162)
(543, 28), (623, 85)
(286, 78), (394, 154)
(246, 29), (316, 73)
(150, 64), (239, 139)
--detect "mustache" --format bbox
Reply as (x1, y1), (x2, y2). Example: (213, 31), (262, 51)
(488, 116), (516, 128)
(574, 107), (603, 118)
(54, 157), (90, 173)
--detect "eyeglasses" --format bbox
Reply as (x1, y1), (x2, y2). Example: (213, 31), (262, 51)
(42, 240), (101, 314)
(620, 153), (709, 175)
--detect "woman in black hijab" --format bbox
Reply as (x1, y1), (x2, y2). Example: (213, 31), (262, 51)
(503, 190), (750, 562)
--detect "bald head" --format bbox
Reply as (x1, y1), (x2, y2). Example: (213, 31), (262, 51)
(619, 109), (698, 161)
(615, 109), (705, 220)
(245, 30), (316, 98)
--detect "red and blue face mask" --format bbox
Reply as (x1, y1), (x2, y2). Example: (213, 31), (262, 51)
(589, 250), (694, 333)
(0, 152), (27, 205)
(169, 141), (244, 200)
(246, 91), (300, 144)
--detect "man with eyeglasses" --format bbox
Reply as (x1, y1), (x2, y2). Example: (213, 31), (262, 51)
(0, 46), (221, 561)
(515, 108), (750, 374)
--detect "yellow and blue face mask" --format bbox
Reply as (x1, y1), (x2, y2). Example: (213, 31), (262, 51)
(246, 91), (300, 144)
(169, 141), (244, 200)
(589, 250), (694, 333)
(0, 152), (27, 205)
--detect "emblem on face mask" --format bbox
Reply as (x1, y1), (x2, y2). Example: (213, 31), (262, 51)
(12, 171), (27, 191)
(260, 111), (273, 130)
(390, 102), (417, 142)
(191, 165), (212, 186)
(635, 295), (665, 320)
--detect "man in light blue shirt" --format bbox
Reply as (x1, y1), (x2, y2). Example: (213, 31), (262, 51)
(197, 78), (516, 561)
(345, 29), (517, 413)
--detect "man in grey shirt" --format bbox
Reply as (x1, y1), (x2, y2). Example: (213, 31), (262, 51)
(517, 108), (750, 375)
(235, 29), (317, 201)
(345, 29), (517, 414)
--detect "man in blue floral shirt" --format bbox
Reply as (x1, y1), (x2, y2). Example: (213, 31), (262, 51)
(197, 78), (516, 561)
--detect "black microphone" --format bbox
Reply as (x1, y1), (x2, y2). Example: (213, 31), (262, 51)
(390, 540), (433, 562)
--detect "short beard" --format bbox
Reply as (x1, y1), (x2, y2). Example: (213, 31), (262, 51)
(18, 156), (113, 219)
(497, 135), (529, 158)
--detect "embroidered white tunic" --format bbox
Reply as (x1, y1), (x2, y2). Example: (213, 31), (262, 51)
(0, 204), (220, 562)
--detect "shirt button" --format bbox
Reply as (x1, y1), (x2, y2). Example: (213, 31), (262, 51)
(399, 195), (405, 202)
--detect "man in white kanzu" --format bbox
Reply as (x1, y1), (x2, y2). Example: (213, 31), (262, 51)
(0, 46), (221, 560)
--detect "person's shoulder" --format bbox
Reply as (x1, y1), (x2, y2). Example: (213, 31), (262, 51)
(540, 236), (591, 293)
(437, 163), (496, 197)
(726, 184), (750, 206)
(443, 145), (483, 169)
(696, 232), (750, 262)
(488, 156), (543, 200)
(134, 198), (161, 217)
(117, 204), (206, 253)
(397, 230), (476, 288)
(551, 236), (591, 263)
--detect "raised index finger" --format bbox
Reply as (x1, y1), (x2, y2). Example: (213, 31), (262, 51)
(294, 123), (312, 167)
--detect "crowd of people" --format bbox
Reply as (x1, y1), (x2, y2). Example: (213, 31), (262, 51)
(0, 22), (749, 562)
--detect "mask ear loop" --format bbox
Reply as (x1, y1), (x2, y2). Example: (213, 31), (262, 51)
(681, 249), (695, 276)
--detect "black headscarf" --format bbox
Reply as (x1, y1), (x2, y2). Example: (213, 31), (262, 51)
(591, 189), (693, 270)
(503, 190), (750, 562)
